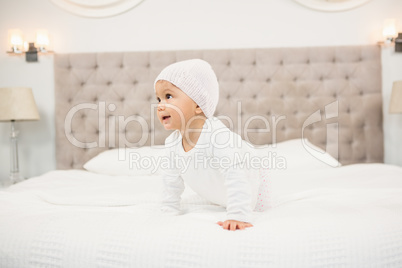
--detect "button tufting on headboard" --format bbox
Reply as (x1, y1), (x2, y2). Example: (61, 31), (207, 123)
(54, 45), (384, 169)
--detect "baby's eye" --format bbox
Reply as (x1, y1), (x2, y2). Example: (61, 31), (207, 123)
(166, 94), (172, 99)
(156, 97), (161, 102)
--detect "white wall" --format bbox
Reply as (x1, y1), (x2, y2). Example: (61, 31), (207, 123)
(0, 0), (401, 183)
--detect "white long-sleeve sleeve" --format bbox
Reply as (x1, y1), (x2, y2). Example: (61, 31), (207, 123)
(223, 164), (254, 223)
(213, 129), (256, 223)
(160, 172), (185, 215)
(160, 145), (185, 215)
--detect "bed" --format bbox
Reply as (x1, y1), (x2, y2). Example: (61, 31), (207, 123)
(1, 45), (402, 268)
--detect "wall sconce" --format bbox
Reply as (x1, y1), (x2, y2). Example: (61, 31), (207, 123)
(379, 19), (402, 53)
(6, 29), (53, 62)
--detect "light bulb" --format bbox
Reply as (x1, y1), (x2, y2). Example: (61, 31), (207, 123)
(383, 19), (398, 43)
(8, 29), (24, 53)
(35, 29), (50, 52)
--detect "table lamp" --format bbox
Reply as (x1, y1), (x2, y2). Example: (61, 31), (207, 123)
(0, 87), (40, 186)
(390, 81), (402, 114)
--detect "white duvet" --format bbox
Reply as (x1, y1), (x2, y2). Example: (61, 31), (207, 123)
(0, 164), (402, 268)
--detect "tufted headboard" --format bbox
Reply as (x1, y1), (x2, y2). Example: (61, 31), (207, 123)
(54, 45), (383, 169)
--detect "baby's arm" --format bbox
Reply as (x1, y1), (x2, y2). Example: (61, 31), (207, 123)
(213, 130), (255, 230)
(161, 172), (185, 215)
(221, 166), (254, 227)
(160, 134), (185, 215)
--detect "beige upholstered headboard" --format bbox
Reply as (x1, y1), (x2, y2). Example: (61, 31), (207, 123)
(54, 45), (383, 169)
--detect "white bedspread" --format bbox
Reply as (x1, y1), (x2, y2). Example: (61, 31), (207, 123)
(0, 164), (402, 268)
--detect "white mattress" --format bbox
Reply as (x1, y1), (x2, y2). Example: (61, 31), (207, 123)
(0, 163), (402, 268)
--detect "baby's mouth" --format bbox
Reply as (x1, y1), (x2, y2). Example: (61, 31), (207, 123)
(162, 115), (171, 121)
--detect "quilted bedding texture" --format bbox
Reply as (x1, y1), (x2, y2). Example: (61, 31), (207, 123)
(0, 164), (402, 268)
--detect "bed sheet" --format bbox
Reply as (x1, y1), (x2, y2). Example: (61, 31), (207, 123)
(0, 164), (402, 268)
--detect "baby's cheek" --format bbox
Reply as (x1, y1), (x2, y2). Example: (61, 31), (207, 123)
(172, 110), (187, 123)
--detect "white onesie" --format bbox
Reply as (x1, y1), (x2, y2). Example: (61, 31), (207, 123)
(160, 117), (268, 223)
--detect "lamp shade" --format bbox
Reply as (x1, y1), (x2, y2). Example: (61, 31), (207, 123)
(0, 87), (40, 121)
(389, 81), (402, 114)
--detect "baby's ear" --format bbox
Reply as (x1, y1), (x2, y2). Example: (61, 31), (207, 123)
(195, 105), (203, 115)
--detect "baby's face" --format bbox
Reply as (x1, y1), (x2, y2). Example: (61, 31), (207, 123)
(155, 80), (200, 131)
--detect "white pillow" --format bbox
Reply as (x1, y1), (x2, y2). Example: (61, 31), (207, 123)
(252, 138), (341, 171)
(83, 146), (166, 176)
(84, 139), (340, 176)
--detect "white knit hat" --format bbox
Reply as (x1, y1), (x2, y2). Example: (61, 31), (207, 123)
(154, 59), (219, 118)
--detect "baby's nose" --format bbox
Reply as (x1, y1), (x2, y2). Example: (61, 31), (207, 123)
(157, 102), (165, 110)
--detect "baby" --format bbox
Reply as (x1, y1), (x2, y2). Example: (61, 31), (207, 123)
(154, 59), (269, 231)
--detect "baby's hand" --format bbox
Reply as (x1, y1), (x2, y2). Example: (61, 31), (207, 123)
(217, 220), (253, 231)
